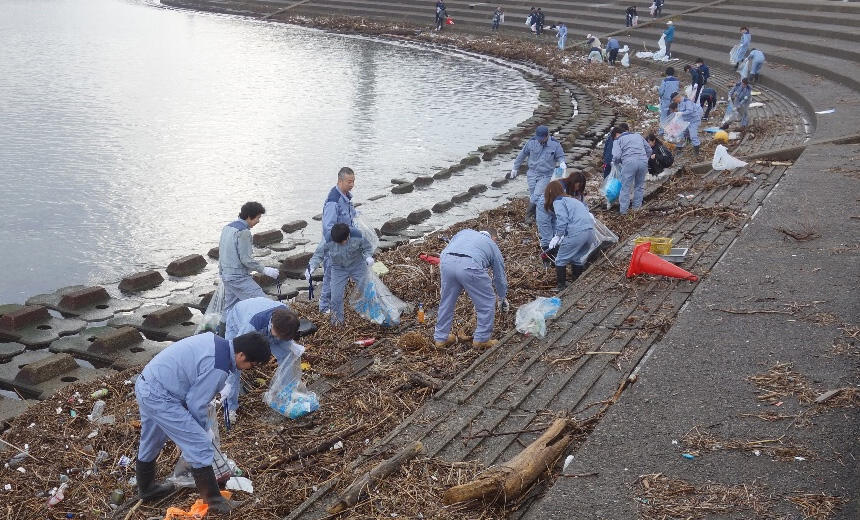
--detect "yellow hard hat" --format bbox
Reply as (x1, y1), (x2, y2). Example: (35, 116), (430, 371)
(714, 130), (729, 143)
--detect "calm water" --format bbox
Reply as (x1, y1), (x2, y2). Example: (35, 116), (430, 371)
(0, 0), (536, 303)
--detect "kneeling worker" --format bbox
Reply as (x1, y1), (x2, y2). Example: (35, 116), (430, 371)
(434, 229), (509, 349)
(223, 297), (302, 418)
(134, 331), (271, 513)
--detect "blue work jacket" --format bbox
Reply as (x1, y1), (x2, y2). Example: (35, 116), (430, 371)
(322, 186), (358, 242)
(513, 136), (566, 179)
(612, 132), (652, 164)
(219, 220), (265, 279)
(442, 229), (508, 300)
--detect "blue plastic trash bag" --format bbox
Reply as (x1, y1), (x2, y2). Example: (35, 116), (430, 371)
(263, 357), (319, 419)
(601, 163), (622, 205)
(350, 268), (409, 327)
(515, 297), (562, 337)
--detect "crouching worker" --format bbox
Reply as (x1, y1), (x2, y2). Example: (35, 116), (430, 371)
(306, 223), (373, 325)
(544, 180), (594, 291)
(134, 331), (270, 513)
(223, 297), (301, 418)
(434, 229), (508, 349)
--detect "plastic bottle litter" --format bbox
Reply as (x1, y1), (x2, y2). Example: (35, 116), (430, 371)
(681, 453), (695, 460)
(417, 303), (425, 324)
(90, 389), (108, 399)
(354, 338), (376, 347)
(47, 482), (68, 506)
(88, 400), (105, 421)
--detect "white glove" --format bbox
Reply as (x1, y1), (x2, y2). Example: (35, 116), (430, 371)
(365, 257), (374, 266)
(499, 298), (510, 312)
(304, 266), (312, 283)
(508, 168), (519, 179)
(548, 235), (562, 250)
(228, 409), (238, 424)
(263, 266), (279, 279)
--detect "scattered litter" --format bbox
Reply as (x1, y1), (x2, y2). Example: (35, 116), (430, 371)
(16, 467), (26, 474)
(671, 440), (678, 445)
(331, 441), (344, 451)
(371, 261), (389, 275)
(300, 361), (311, 371)
(703, 126), (721, 133)
(3, 484), (10, 491)
(814, 108), (835, 114)
(515, 297), (562, 337)
(90, 389), (108, 399)
(645, 104), (659, 112)
(794, 456), (806, 462)
(748, 102), (765, 108)
(681, 453), (695, 460)
(55, 407), (62, 415)
(563, 455), (574, 472)
(753, 450), (761, 456)
(86, 430), (99, 440)
(354, 338), (376, 347)
(712, 145), (748, 170)
(117, 455), (131, 468)
(109, 489), (125, 505)
(751, 91), (762, 96)
(728, 132), (740, 140)
(226, 476), (254, 493)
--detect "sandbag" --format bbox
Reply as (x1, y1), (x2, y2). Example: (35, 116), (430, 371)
(712, 144), (748, 170)
(350, 268), (409, 326)
(195, 283), (225, 334)
(263, 356), (319, 419)
(515, 297), (562, 338)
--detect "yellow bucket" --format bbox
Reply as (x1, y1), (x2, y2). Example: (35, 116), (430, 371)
(634, 236), (673, 255)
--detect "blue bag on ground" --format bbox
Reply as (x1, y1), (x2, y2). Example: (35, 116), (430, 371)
(263, 356), (319, 419)
(515, 297), (562, 337)
(350, 268), (409, 326)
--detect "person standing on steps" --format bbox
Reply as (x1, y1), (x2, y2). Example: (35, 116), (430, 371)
(218, 201), (279, 317)
(699, 85), (717, 120)
(654, 0), (663, 17)
(683, 64), (704, 102)
(320, 167), (360, 314)
(625, 5), (636, 27)
(695, 57), (710, 101)
(134, 331), (271, 514)
(543, 180), (594, 292)
(433, 229), (508, 350)
(434, 0), (447, 31)
(556, 21), (568, 50)
(663, 20), (675, 58)
(509, 125), (566, 223)
(657, 67), (679, 138)
(491, 6), (504, 32)
(535, 8), (545, 36)
(733, 26), (751, 70)
(670, 92), (704, 157)
(727, 77), (753, 130)
(611, 123), (652, 215)
(607, 37), (621, 66)
(746, 48), (766, 84)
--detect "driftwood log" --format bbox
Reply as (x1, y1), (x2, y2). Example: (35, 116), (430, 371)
(442, 418), (573, 505)
(327, 441), (424, 514)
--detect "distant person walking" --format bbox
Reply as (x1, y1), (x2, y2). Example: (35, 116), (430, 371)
(732, 27), (751, 70)
(663, 20), (675, 58)
(625, 5), (637, 27)
(556, 22), (568, 50)
(491, 6), (504, 31)
(727, 77), (753, 129)
(434, 0), (447, 31)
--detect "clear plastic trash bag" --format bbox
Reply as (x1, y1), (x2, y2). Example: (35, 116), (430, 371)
(712, 144), (748, 170)
(195, 283), (225, 334)
(167, 401), (234, 487)
(601, 163), (622, 206)
(580, 216), (619, 265)
(662, 112), (690, 143)
(263, 356), (319, 419)
(354, 212), (379, 254)
(552, 161), (567, 180)
(729, 43), (741, 65)
(350, 268), (409, 327)
(721, 102), (738, 126)
(515, 297), (562, 338)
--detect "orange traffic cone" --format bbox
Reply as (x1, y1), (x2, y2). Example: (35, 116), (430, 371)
(626, 242), (699, 281)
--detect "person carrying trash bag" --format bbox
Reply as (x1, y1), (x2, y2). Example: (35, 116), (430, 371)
(543, 181), (594, 292)
(320, 167), (360, 314)
(222, 297), (301, 420)
(434, 229), (508, 350)
(218, 202), (279, 318)
(611, 123), (652, 215)
(657, 67), (679, 137)
(663, 20), (675, 58)
(732, 27), (752, 71)
(669, 92), (704, 157)
(537, 171), (586, 266)
(134, 331), (270, 514)
(726, 77), (753, 129)
(509, 125), (566, 222)
(306, 223), (373, 325)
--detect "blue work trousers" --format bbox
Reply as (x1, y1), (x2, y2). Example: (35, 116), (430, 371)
(536, 198), (554, 249)
(135, 377), (213, 469)
(222, 275), (265, 317)
(555, 229), (593, 267)
(678, 119), (701, 147)
(434, 254), (496, 343)
(329, 261), (368, 325)
(619, 160), (648, 214)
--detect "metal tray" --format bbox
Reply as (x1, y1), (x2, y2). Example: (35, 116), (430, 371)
(658, 247), (689, 264)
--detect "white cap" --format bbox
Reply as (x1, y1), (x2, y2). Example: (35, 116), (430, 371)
(666, 20), (673, 25)
(586, 33), (592, 38)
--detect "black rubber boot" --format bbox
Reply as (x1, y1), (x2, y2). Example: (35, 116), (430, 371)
(555, 265), (567, 292)
(136, 460), (174, 502)
(694, 145), (701, 159)
(570, 264), (585, 282)
(192, 466), (236, 514)
(525, 203), (536, 221)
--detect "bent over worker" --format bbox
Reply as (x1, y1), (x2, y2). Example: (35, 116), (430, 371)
(223, 297), (301, 417)
(434, 229), (508, 350)
(218, 201), (279, 316)
(134, 332), (270, 513)
(510, 125), (566, 222)
(308, 223), (373, 325)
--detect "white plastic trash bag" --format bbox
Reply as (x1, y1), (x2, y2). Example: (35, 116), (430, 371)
(196, 283), (225, 334)
(263, 357), (319, 419)
(350, 268), (409, 326)
(712, 145), (748, 170)
(167, 401), (234, 487)
(684, 85), (694, 100)
(653, 34), (667, 60)
(579, 216), (619, 265)
(662, 113), (690, 143)
(729, 43), (741, 65)
(515, 297), (562, 338)
(721, 102), (738, 126)
(635, 51), (653, 59)
(621, 52), (630, 67)
(354, 212), (379, 254)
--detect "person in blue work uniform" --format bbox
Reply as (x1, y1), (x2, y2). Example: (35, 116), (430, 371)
(606, 37), (621, 66)
(509, 125), (566, 222)
(611, 123), (652, 215)
(320, 167), (360, 314)
(544, 181), (595, 291)
(223, 297), (301, 418)
(694, 57), (710, 102)
(745, 48), (766, 84)
(657, 67), (679, 137)
(663, 20), (675, 58)
(683, 64), (703, 102)
(434, 229), (508, 350)
(727, 77), (753, 129)
(733, 27), (751, 71)
(307, 223), (373, 325)
(602, 126), (615, 178)
(134, 331), (270, 513)
(699, 86), (717, 119)
(218, 202), (280, 318)
(556, 22), (568, 50)
(670, 92), (704, 156)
